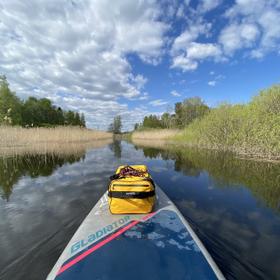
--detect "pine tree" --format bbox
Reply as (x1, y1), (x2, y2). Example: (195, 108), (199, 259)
(80, 113), (86, 127)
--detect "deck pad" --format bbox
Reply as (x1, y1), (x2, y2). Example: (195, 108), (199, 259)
(55, 210), (218, 280)
(47, 188), (225, 280)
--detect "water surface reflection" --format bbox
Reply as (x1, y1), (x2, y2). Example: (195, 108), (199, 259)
(0, 141), (279, 280)
(139, 145), (280, 212)
(136, 144), (280, 280)
(0, 153), (85, 201)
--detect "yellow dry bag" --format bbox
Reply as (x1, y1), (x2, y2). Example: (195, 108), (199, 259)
(108, 165), (156, 214)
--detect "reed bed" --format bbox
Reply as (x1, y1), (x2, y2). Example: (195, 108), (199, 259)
(132, 139), (172, 149)
(132, 129), (179, 141)
(0, 126), (112, 157)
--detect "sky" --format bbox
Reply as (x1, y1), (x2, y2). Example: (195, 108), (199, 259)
(0, 0), (280, 130)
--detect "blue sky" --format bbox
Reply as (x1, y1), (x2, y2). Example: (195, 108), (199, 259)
(0, 0), (279, 130)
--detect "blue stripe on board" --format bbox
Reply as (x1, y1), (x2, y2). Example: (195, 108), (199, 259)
(55, 210), (218, 280)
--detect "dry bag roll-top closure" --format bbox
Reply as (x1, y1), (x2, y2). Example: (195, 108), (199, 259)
(108, 165), (156, 214)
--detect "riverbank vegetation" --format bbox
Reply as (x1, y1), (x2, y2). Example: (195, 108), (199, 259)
(0, 126), (112, 157)
(133, 85), (280, 159)
(0, 76), (113, 155)
(132, 129), (178, 140)
(135, 96), (209, 130)
(132, 129), (178, 148)
(0, 75), (85, 127)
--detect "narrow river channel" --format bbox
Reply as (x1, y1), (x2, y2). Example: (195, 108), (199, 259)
(0, 140), (279, 280)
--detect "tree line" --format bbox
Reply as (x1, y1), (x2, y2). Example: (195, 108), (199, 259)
(134, 85), (280, 157)
(134, 96), (209, 130)
(0, 76), (86, 127)
(108, 115), (122, 134)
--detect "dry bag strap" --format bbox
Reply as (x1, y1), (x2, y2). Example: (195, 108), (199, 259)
(146, 178), (156, 188)
(119, 165), (146, 177)
(110, 174), (120, 180)
(110, 165), (147, 180)
(108, 190), (155, 199)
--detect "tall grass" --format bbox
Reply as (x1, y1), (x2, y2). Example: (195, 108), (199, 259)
(131, 129), (179, 150)
(175, 85), (280, 159)
(132, 129), (179, 141)
(0, 126), (112, 156)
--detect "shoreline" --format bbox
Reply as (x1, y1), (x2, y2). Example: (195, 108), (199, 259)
(0, 126), (113, 157)
(174, 143), (280, 163)
(131, 130), (280, 163)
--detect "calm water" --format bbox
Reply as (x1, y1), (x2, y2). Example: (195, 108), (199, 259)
(0, 141), (280, 280)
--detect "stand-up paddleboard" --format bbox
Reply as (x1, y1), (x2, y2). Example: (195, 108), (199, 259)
(47, 187), (225, 280)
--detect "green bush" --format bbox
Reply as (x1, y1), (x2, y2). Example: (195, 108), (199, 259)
(176, 85), (280, 157)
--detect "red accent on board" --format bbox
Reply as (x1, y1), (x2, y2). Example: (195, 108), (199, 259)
(57, 212), (156, 276)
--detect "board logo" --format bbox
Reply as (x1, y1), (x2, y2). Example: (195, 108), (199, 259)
(71, 216), (131, 254)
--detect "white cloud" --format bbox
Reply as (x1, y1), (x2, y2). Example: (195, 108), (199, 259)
(170, 18), (223, 72)
(258, 9), (280, 48)
(207, 73), (225, 87)
(176, 4), (185, 18)
(0, 0), (168, 130)
(171, 55), (198, 71)
(171, 0), (280, 72)
(225, 0), (266, 17)
(199, 0), (222, 12)
(149, 99), (168, 107)
(223, 0), (280, 56)
(250, 49), (264, 58)
(219, 23), (259, 54)
(170, 90), (181, 97)
(187, 42), (222, 60)
(171, 22), (212, 54)
(172, 31), (197, 54)
(138, 92), (149, 100)
(131, 74), (148, 90)
(215, 74), (225, 80)
(208, 80), (216, 86)
(171, 42), (222, 71)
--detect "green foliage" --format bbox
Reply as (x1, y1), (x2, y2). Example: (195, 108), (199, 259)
(0, 76), (22, 125)
(64, 110), (75, 126)
(137, 114), (176, 130)
(137, 97), (209, 130)
(176, 85), (280, 158)
(251, 85), (280, 115)
(108, 115), (122, 134)
(175, 97), (210, 127)
(0, 76), (86, 127)
(143, 115), (163, 128)
(161, 112), (176, 128)
(134, 123), (139, 130)
(80, 113), (86, 127)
